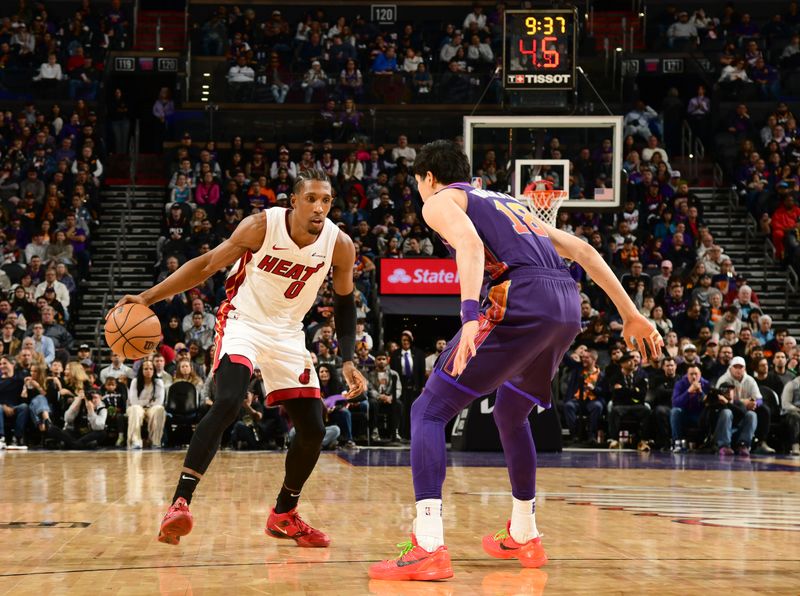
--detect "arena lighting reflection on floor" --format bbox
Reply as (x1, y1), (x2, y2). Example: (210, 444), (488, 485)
(336, 448), (800, 472)
(155, 563), (548, 596)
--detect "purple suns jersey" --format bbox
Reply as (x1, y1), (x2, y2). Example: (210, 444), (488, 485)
(432, 182), (581, 406)
(442, 182), (565, 282)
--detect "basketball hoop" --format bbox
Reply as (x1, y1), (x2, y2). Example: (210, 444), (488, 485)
(520, 180), (567, 226)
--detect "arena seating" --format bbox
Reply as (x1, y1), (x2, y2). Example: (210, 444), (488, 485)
(1, 1), (798, 455)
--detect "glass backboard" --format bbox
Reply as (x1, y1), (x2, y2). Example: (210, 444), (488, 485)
(463, 115), (623, 209)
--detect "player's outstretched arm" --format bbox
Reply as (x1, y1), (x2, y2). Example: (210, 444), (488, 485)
(543, 223), (663, 360)
(422, 190), (485, 374)
(112, 212), (266, 311)
(331, 230), (367, 398)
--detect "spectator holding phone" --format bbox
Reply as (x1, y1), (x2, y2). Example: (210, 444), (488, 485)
(57, 389), (108, 449)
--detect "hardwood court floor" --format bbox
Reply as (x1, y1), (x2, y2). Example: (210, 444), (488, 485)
(0, 449), (798, 595)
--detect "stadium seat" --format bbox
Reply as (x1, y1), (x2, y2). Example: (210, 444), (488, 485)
(166, 381), (200, 447)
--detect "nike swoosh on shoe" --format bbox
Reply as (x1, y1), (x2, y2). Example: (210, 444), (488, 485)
(396, 555), (429, 567)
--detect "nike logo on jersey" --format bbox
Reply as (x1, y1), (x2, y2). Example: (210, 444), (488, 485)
(272, 244), (289, 250)
(311, 253), (326, 259)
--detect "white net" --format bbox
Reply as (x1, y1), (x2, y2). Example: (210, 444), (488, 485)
(519, 180), (568, 226)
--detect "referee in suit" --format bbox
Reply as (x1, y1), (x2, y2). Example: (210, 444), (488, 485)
(391, 330), (426, 439)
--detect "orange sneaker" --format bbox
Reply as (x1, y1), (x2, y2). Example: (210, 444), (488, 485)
(157, 497), (193, 545)
(368, 534), (454, 581)
(481, 522), (548, 568)
(265, 507), (330, 547)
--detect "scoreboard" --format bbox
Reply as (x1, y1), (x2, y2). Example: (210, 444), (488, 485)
(503, 8), (577, 91)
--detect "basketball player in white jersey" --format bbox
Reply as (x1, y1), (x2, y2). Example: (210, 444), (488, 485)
(113, 169), (366, 547)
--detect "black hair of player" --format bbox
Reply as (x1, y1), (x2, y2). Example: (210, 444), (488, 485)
(293, 168), (331, 195)
(413, 140), (471, 185)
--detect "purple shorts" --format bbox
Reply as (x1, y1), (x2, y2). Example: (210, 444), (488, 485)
(434, 267), (581, 408)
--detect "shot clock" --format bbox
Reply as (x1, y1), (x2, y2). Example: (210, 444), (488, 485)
(503, 8), (577, 91)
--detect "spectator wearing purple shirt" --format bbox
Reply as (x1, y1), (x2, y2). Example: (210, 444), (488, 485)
(664, 282), (689, 320)
(59, 213), (89, 281)
(105, 0), (129, 49)
(54, 137), (76, 165)
(670, 364), (710, 450)
(5, 216), (30, 247)
(727, 104), (754, 139)
(735, 13), (759, 37)
(750, 57), (780, 99)
(152, 87), (175, 150)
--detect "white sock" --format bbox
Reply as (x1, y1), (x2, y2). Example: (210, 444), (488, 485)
(509, 497), (538, 544)
(413, 499), (444, 552)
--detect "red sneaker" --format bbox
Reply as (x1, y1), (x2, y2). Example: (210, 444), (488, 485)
(265, 507), (330, 547)
(157, 497), (193, 545)
(368, 534), (454, 581)
(481, 522), (548, 568)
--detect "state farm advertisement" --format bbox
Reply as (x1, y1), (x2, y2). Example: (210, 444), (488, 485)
(380, 258), (460, 295)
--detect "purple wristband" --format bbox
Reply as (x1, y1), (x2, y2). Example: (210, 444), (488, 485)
(460, 299), (480, 325)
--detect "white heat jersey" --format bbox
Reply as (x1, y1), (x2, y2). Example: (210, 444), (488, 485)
(223, 207), (339, 330)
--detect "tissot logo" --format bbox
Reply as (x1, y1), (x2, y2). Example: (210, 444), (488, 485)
(507, 73), (572, 85)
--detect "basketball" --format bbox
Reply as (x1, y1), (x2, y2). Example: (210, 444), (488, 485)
(104, 303), (162, 359)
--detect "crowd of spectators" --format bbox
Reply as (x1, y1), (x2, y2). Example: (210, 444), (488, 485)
(1, 0), (128, 100)
(721, 98), (800, 274)
(199, 4), (502, 104)
(550, 117), (799, 456)
(0, 97), (104, 449)
(4, 114), (798, 454)
(2, 2), (799, 455)
(652, 4), (800, 274)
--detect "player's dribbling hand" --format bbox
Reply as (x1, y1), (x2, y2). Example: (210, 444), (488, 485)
(341, 361), (367, 398)
(622, 313), (663, 360)
(107, 294), (147, 318)
(453, 320), (479, 376)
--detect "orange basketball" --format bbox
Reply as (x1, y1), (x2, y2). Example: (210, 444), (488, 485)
(104, 303), (162, 360)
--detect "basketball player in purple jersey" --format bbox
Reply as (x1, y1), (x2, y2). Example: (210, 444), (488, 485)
(370, 140), (662, 581)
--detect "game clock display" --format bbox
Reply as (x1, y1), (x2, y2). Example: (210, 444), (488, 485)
(503, 8), (577, 91)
